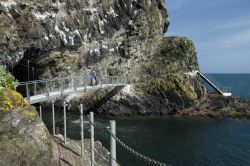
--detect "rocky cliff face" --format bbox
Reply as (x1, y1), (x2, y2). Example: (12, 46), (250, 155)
(0, 0), (168, 78)
(0, 88), (112, 165)
(0, 88), (58, 165)
(0, 0), (205, 115)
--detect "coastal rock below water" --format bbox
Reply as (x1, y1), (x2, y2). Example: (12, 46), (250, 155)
(176, 94), (250, 118)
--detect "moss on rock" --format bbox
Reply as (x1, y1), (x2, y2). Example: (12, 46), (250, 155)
(145, 73), (197, 101)
(0, 88), (30, 112)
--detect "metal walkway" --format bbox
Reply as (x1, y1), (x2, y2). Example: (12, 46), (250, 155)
(16, 75), (128, 104)
(186, 71), (231, 97)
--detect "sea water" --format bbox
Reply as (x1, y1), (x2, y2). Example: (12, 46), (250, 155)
(42, 74), (250, 166)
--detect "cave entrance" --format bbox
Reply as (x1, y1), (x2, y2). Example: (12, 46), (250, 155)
(13, 47), (44, 82)
(12, 47), (48, 98)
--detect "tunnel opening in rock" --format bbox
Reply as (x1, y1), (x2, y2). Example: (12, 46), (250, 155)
(13, 47), (48, 97)
(13, 47), (44, 82)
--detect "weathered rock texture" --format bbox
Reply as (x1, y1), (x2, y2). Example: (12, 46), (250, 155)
(0, 0), (168, 77)
(0, 88), (58, 165)
(0, 88), (111, 165)
(177, 94), (250, 119)
(0, 0), (205, 115)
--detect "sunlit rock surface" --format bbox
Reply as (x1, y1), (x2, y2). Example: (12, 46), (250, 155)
(0, 0), (205, 115)
(0, 88), (58, 165)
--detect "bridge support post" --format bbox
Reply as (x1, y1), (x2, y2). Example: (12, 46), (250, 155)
(64, 101), (67, 144)
(52, 101), (55, 136)
(39, 106), (42, 120)
(110, 120), (116, 166)
(90, 112), (95, 166)
(80, 104), (84, 157)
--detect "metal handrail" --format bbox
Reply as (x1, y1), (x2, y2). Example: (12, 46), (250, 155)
(16, 75), (128, 104)
(17, 75), (125, 86)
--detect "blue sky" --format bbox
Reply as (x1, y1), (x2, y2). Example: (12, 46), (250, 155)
(165, 0), (250, 73)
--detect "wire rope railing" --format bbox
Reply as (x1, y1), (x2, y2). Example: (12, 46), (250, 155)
(38, 102), (169, 166)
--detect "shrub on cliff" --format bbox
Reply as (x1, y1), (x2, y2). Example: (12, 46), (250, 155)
(0, 65), (18, 89)
(0, 66), (27, 112)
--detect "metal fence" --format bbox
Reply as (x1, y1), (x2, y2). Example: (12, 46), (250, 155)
(39, 102), (168, 166)
(16, 75), (128, 103)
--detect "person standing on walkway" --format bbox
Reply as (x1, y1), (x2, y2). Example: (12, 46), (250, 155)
(90, 68), (97, 86)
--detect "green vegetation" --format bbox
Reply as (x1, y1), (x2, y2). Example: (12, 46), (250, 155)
(0, 66), (28, 112)
(138, 36), (205, 103)
(0, 66), (18, 89)
(141, 37), (199, 79)
(0, 15), (15, 43)
(0, 88), (30, 112)
(228, 109), (243, 118)
(145, 73), (197, 101)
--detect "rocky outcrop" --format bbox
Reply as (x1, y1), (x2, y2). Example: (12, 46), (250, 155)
(0, 88), (111, 165)
(175, 94), (250, 118)
(65, 36), (204, 116)
(0, 0), (168, 79)
(0, 88), (58, 165)
(1, 0), (206, 115)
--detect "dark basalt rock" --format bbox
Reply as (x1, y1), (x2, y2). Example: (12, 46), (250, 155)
(175, 94), (250, 118)
(1, 0), (206, 116)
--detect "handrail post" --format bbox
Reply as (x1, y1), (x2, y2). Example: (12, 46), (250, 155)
(39, 106), (42, 120)
(84, 77), (87, 92)
(26, 84), (30, 103)
(100, 76), (103, 88)
(60, 79), (64, 96)
(90, 112), (95, 166)
(110, 120), (116, 166)
(80, 104), (84, 157)
(70, 74), (73, 89)
(34, 82), (37, 95)
(64, 101), (67, 144)
(73, 77), (77, 92)
(52, 101), (55, 136)
(46, 81), (49, 97)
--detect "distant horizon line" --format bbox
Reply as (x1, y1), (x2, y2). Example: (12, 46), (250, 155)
(201, 72), (250, 74)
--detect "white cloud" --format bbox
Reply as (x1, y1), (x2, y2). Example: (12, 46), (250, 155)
(199, 29), (250, 50)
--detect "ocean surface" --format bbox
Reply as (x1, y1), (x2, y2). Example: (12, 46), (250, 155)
(204, 73), (250, 99)
(42, 74), (250, 166)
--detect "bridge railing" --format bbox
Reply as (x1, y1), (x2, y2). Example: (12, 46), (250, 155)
(16, 75), (128, 102)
